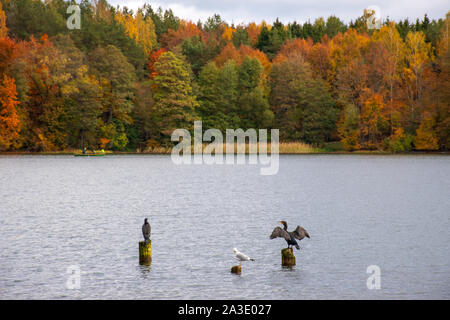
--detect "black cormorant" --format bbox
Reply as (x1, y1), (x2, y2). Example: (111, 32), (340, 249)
(270, 221), (310, 249)
(142, 218), (151, 244)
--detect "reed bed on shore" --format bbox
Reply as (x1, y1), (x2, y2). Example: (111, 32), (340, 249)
(142, 141), (321, 154)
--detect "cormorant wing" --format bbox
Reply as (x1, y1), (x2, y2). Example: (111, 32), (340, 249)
(270, 226), (291, 241)
(292, 225), (310, 240)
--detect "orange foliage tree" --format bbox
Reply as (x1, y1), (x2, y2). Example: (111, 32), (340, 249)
(0, 37), (15, 75)
(161, 20), (200, 49)
(215, 43), (271, 73)
(13, 35), (71, 150)
(273, 38), (313, 64)
(309, 38), (331, 80)
(0, 75), (20, 150)
(360, 92), (389, 149)
(147, 48), (167, 79)
(372, 23), (405, 134)
(246, 22), (262, 46)
(214, 42), (239, 66)
(0, 2), (7, 38)
(238, 45), (271, 73)
(329, 29), (370, 110)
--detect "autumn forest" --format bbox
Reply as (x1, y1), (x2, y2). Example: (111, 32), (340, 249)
(0, 0), (449, 152)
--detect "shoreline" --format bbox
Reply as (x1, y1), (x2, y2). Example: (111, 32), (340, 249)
(1, 151), (449, 156)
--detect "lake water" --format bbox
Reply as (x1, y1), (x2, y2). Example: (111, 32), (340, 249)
(0, 154), (449, 299)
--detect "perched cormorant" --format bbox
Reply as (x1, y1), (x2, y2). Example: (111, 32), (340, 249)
(233, 248), (255, 265)
(270, 221), (310, 249)
(142, 218), (151, 244)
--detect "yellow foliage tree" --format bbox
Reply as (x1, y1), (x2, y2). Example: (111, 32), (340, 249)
(436, 11), (449, 57)
(338, 104), (361, 151)
(415, 113), (439, 150)
(115, 11), (157, 56)
(222, 25), (236, 41)
(402, 31), (433, 123)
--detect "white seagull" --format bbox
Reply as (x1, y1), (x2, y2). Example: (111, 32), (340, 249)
(233, 248), (255, 265)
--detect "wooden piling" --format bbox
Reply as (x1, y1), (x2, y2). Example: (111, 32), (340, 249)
(231, 265), (242, 275)
(139, 241), (152, 265)
(281, 248), (295, 267)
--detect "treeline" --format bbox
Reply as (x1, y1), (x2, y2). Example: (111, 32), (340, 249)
(0, 0), (448, 152)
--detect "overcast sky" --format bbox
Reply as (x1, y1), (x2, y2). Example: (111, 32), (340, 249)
(106, 0), (448, 24)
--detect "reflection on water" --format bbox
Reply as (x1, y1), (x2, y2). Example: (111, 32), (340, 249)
(0, 154), (449, 299)
(139, 265), (152, 277)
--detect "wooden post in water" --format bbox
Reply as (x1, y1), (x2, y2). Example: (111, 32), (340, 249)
(231, 265), (242, 275)
(281, 248), (295, 267)
(139, 241), (152, 265)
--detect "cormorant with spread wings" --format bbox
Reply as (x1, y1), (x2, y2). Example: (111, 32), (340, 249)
(270, 221), (310, 249)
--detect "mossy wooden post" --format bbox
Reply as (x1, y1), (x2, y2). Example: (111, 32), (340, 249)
(139, 241), (152, 265)
(281, 248), (295, 267)
(231, 265), (241, 275)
